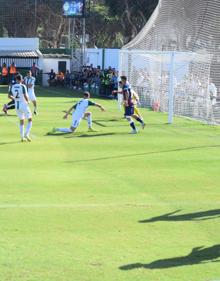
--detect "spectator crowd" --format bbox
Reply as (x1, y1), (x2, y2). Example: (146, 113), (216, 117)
(0, 62), (39, 85)
(46, 65), (119, 97)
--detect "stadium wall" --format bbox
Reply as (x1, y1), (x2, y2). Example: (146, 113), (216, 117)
(41, 56), (71, 86)
(81, 48), (119, 70)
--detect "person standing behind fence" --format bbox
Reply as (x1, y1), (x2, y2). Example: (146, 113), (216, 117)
(47, 69), (56, 86)
(111, 71), (119, 91)
(9, 62), (17, 82)
(0, 63), (8, 84)
(24, 70), (38, 115)
(31, 62), (39, 78)
(64, 70), (71, 87)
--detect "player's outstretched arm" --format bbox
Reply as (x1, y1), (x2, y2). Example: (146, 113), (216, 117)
(8, 93), (15, 101)
(63, 105), (74, 119)
(112, 89), (123, 95)
(95, 103), (105, 111)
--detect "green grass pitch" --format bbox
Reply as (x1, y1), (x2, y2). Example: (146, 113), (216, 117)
(0, 85), (220, 281)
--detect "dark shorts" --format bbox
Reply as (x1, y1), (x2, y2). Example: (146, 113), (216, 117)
(125, 105), (134, 116)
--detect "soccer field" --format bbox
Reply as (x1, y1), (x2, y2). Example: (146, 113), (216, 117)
(0, 86), (220, 281)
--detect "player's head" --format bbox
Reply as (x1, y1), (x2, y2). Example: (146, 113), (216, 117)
(120, 75), (127, 84)
(27, 70), (32, 76)
(16, 74), (22, 82)
(83, 91), (90, 99)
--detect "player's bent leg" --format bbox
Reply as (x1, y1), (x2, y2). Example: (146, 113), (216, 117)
(2, 104), (7, 114)
(134, 107), (143, 119)
(126, 115), (138, 134)
(54, 126), (75, 133)
(125, 116), (132, 122)
(132, 114), (146, 129)
(7, 100), (15, 110)
(70, 126), (76, 133)
(84, 112), (97, 131)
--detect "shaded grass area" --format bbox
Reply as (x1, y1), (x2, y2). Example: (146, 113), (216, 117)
(0, 86), (220, 281)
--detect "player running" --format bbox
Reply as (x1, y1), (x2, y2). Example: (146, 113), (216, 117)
(2, 79), (17, 114)
(113, 76), (145, 134)
(52, 91), (105, 134)
(8, 74), (33, 142)
(24, 70), (38, 115)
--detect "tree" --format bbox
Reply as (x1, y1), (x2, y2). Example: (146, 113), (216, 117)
(36, 1), (68, 48)
(104, 0), (158, 43)
(0, 0), (159, 48)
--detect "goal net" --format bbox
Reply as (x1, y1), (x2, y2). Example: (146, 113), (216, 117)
(120, 50), (214, 123)
(120, 0), (220, 124)
(0, 0), (36, 37)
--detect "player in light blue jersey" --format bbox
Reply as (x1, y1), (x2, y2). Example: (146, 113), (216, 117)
(24, 70), (38, 115)
(52, 92), (105, 134)
(9, 74), (33, 142)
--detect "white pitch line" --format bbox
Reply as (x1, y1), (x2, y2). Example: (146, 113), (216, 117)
(0, 202), (219, 209)
(0, 203), (148, 209)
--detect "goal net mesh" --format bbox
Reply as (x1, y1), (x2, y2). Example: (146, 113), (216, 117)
(120, 0), (220, 124)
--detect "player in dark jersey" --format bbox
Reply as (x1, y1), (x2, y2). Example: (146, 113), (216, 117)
(113, 76), (145, 134)
(2, 80), (16, 114)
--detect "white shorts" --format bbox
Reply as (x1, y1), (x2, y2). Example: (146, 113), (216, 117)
(16, 104), (32, 120)
(28, 90), (36, 101)
(71, 112), (84, 128)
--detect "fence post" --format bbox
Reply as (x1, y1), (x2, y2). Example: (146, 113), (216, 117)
(168, 51), (175, 124)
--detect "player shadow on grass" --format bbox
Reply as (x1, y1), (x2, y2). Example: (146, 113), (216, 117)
(0, 141), (20, 145)
(66, 132), (117, 138)
(93, 120), (129, 128)
(58, 118), (124, 128)
(67, 144), (220, 163)
(0, 113), (17, 117)
(46, 131), (122, 138)
(46, 132), (73, 136)
(119, 245), (220, 270)
(94, 118), (124, 122)
(139, 209), (220, 223)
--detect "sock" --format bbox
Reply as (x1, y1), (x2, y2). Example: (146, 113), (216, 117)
(57, 128), (72, 133)
(7, 103), (15, 110)
(87, 114), (92, 128)
(20, 125), (24, 138)
(25, 121), (32, 137)
(129, 121), (136, 131)
(136, 117), (144, 124)
(7, 100), (15, 110)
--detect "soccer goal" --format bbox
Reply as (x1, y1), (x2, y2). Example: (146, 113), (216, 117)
(119, 49), (214, 124)
(119, 0), (220, 125)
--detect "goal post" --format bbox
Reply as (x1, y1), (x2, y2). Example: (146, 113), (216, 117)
(168, 51), (175, 124)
